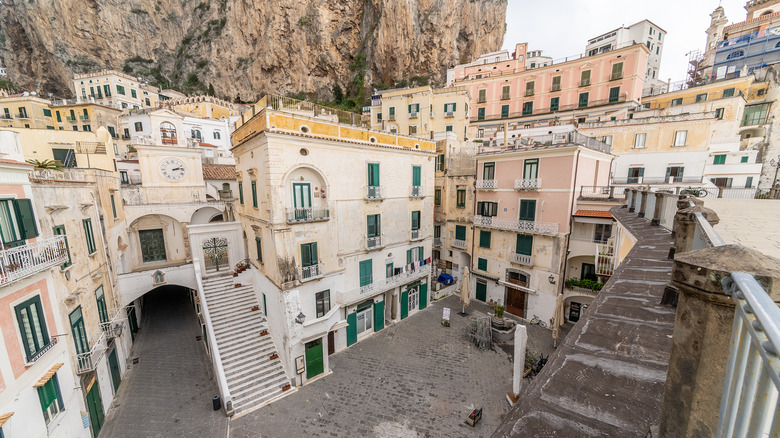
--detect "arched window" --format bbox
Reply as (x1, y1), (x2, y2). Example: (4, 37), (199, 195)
(191, 129), (202, 140)
(762, 10), (773, 16)
(213, 131), (221, 140)
(727, 50), (745, 60)
(775, 41), (780, 48)
(160, 122), (177, 144)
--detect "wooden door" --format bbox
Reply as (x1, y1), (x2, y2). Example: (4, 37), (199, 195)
(506, 287), (526, 318)
(475, 281), (487, 302)
(108, 348), (121, 392)
(86, 378), (105, 438)
(305, 339), (324, 379)
(327, 331), (335, 355)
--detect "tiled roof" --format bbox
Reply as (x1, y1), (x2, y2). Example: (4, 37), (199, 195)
(202, 164), (236, 180)
(574, 210), (613, 218)
(0, 158), (33, 166)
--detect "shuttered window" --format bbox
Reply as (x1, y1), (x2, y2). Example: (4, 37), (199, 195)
(83, 218), (97, 254)
(516, 234), (533, 256)
(359, 259), (373, 286)
(479, 230), (491, 248)
(367, 214), (381, 238)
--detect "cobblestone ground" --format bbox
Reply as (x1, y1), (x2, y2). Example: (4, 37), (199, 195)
(99, 288), (228, 438)
(230, 295), (562, 438)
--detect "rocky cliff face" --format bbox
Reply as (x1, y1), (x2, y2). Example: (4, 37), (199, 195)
(0, 0), (506, 101)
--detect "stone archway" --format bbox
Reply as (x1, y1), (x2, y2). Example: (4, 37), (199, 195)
(202, 237), (229, 273)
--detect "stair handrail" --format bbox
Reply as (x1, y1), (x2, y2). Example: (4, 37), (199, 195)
(192, 259), (234, 416)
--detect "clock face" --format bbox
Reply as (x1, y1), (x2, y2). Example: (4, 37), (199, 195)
(159, 158), (187, 181)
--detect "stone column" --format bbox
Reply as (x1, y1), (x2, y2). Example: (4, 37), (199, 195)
(507, 324), (527, 404)
(658, 245), (780, 437)
(651, 192), (666, 226)
(626, 188), (636, 211)
(638, 190), (649, 217)
(671, 201), (716, 257)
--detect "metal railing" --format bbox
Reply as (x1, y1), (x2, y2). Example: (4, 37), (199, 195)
(434, 237), (443, 246)
(257, 94), (370, 128)
(509, 252), (533, 266)
(452, 239), (467, 249)
(76, 332), (107, 375)
(300, 264), (321, 281)
(474, 215), (559, 235)
(579, 185), (625, 200)
(99, 307), (129, 339)
(514, 178), (542, 190)
(410, 186), (422, 198)
(15, 113), (29, 119)
(366, 236), (382, 250)
(476, 179), (497, 190)
(477, 131), (611, 155)
(410, 229), (421, 241)
(472, 96), (627, 123)
(595, 243), (615, 276)
(366, 186), (383, 200)
(0, 236), (69, 287)
(286, 208), (330, 223)
(341, 264), (431, 306)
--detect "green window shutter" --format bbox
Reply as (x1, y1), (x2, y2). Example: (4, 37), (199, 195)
(477, 258), (488, 271)
(43, 108), (52, 117)
(110, 195), (117, 219)
(479, 230), (491, 248)
(15, 295), (50, 361)
(516, 234), (533, 256)
(83, 218), (96, 254)
(411, 211), (420, 230)
(95, 286), (108, 323)
(519, 200), (536, 221)
(714, 154), (726, 165)
(255, 237), (262, 262)
(37, 374), (61, 412)
(373, 301), (385, 332)
(238, 181), (244, 204)
(346, 312), (357, 346)
(14, 199), (39, 239)
(741, 156), (749, 163)
(455, 225), (466, 241)
(367, 214), (381, 237)
(359, 260), (373, 286)
(56, 111), (62, 122)
(418, 246), (424, 260)
(412, 166), (421, 186)
(251, 181), (258, 207)
(453, 102), (457, 111)
(407, 249), (412, 265)
(368, 163), (380, 186)
(301, 242), (318, 267)
(419, 283), (427, 309)
(401, 291), (409, 319)
(386, 262), (394, 278)
(408, 104), (412, 113)
(53, 225), (71, 268)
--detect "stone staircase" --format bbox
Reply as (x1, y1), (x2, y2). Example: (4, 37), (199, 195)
(201, 275), (290, 416)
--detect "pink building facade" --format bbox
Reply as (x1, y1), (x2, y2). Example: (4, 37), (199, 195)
(451, 43), (650, 128)
(469, 142), (612, 325)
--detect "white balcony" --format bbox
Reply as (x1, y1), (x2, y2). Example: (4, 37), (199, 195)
(286, 208), (330, 223)
(0, 236), (69, 288)
(509, 252), (533, 266)
(474, 215), (559, 235)
(366, 186), (384, 200)
(300, 264), (322, 281)
(410, 229), (423, 241)
(341, 264), (432, 306)
(445, 111), (455, 118)
(514, 178), (542, 190)
(99, 307), (129, 339)
(595, 243), (615, 276)
(452, 239), (467, 249)
(434, 237), (443, 247)
(76, 331), (107, 375)
(366, 236), (382, 250)
(410, 186), (422, 198)
(410, 112), (418, 119)
(476, 179), (498, 190)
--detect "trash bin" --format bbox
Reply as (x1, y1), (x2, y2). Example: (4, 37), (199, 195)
(212, 395), (221, 411)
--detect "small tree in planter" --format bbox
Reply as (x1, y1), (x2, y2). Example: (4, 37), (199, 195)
(491, 305), (509, 330)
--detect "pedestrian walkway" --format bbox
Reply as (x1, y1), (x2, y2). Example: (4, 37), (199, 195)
(98, 287), (228, 438)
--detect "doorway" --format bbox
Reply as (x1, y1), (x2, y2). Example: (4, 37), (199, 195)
(85, 377), (105, 438)
(108, 347), (121, 392)
(475, 280), (487, 302)
(505, 272), (529, 317)
(356, 302), (374, 338)
(327, 331), (335, 355)
(305, 339), (324, 379)
(569, 302), (582, 322)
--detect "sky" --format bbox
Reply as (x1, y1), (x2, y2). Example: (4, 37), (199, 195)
(503, 0), (749, 83)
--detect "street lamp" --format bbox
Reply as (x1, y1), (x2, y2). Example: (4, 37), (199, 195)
(295, 312), (306, 324)
(548, 274), (556, 285)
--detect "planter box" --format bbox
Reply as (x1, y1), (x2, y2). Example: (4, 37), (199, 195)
(466, 408), (483, 427)
(491, 324), (516, 342)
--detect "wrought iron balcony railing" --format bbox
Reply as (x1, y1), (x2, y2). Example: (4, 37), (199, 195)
(514, 178), (542, 190)
(366, 186), (383, 200)
(286, 208), (330, 223)
(509, 252), (533, 266)
(474, 215), (559, 235)
(300, 264), (322, 281)
(366, 236), (382, 250)
(410, 186), (422, 198)
(410, 229), (422, 241)
(476, 179), (497, 190)
(99, 307), (129, 339)
(76, 332), (107, 375)
(341, 264), (431, 306)
(452, 239), (467, 249)
(0, 236), (69, 288)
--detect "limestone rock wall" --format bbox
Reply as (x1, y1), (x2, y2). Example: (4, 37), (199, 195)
(0, 0), (507, 99)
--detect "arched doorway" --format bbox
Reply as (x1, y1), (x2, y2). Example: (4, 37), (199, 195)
(202, 237), (229, 273)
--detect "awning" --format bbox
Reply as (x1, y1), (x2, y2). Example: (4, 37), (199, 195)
(498, 280), (539, 295)
(0, 412), (13, 428)
(574, 210), (613, 219)
(472, 271), (499, 282)
(33, 363), (64, 387)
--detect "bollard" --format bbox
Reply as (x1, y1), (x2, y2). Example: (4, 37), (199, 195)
(212, 395), (221, 411)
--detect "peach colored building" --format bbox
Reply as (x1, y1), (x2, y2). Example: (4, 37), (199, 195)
(449, 42), (650, 130)
(469, 133), (613, 325)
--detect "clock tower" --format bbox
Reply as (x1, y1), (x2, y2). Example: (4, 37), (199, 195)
(134, 145), (206, 203)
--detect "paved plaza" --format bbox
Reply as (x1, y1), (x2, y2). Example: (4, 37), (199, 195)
(230, 295), (558, 438)
(99, 288), (228, 438)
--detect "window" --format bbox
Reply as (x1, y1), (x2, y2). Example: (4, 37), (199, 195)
(37, 373), (64, 425)
(611, 62), (623, 80)
(110, 195), (118, 219)
(745, 176), (754, 188)
(444, 102), (457, 114)
(145, 98), (151, 106)
(386, 262), (394, 278)
(634, 133), (646, 149)
(516, 234), (533, 256)
(695, 93), (708, 103)
(17, 107), (28, 118)
(52, 225), (71, 268)
(551, 76), (561, 91)
(82, 218), (98, 254)
(478, 89), (486, 103)
(456, 189), (466, 207)
(550, 97), (559, 112)
(726, 50), (744, 60)
(411, 211), (420, 230)
(523, 159), (539, 179)
(716, 108), (725, 119)
(627, 167), (645, 183)
(609, 86), (620, 103)
(116, 85), (125, 95)
(477, 108), (485, 121)
(52, 148), (76, 168)
(455, 225), (466, 241)
(238, 181), (244, 204)
(191, 129), (202, 140)
(82, 124), (91, 132)
(433, 188), (441, 206)
(134, 121), (143, 132)
(367, 214), (381, 238)
(301, 242), (318, 267)
(522, 102), (533, 116)
(251, 181), (258, 208)
(580, 70), (591, 86)
(15, 295), (50, 362)
(671, 98), (683, 106)
(389, 107), (396, 120)
(602, 135), (613, 145)
(139, 228), (166, 262)
(436, 154), (445, 172)
(477, 201), (498, 217)
(316, 290), (331, 318)
(359, 259), (373, 286)
(673, 130), (688, 146)
(502, 85), (511, 100)
(255, 237), (262, 262)
(434, 225), (441, 239)
(446, 125), (453, 132)
(477, 258), (488, 271)
(483, 162), (495, 180)
(578, 92), (590, 108)
(525, 81), (534, 96)
(367, 163), (380, 187)
(69, 306), (89, 357)
(479, 230), (491, 248)
(409, 125), (418, 135)
(95, 285), (108, 324)
(519, 199), (536, 221)
(408, 103), (419, 115)
(713, 154), (727, 165)
(500, 105), (510, 118)
(741, 156), (749, 163)
(741, 104), (770, 126)
(131, 89), (137, 98)
(120, 171), (130, 185)
(666, 166), (685, 182)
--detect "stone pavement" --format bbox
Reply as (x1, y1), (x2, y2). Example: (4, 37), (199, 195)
(493, 206), (676, 437)
(230, 295), (558, 438)
(99, 287), (229, 438)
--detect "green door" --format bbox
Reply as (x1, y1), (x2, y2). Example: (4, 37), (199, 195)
(476, 281), (487, 302)
(305, 339), (324, 379)
(86, 379), (104, 438)
(69, 307), (89, 355)
(519, 200), (536, 221)
(401, 290), (409, 319)
(346, 312), (357, 346)
(108, 348), (121, 392)
(373, 300), (385, 332)
(126, 306), (138, 341)
(419, 283), (428, 310)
